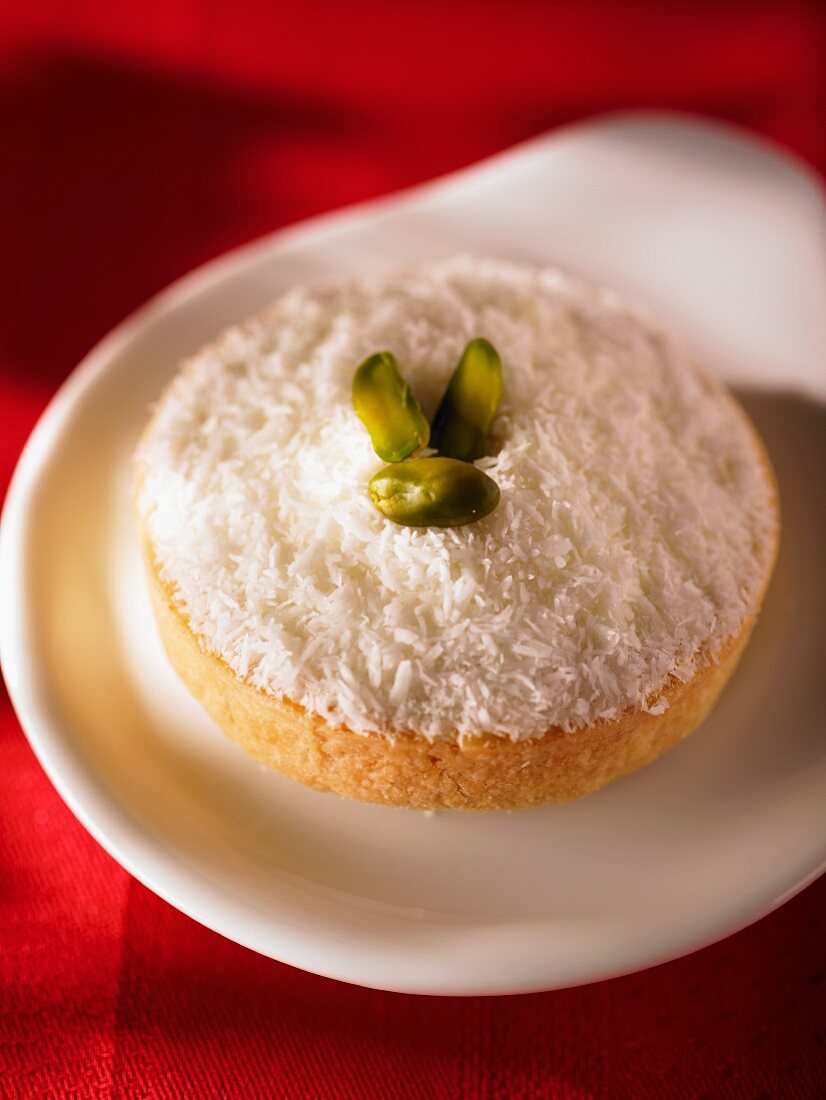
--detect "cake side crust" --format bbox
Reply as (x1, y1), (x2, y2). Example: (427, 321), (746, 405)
(142, 526), (758, 811)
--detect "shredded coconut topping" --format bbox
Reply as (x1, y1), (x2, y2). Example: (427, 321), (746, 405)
(136, 257), (777, 741)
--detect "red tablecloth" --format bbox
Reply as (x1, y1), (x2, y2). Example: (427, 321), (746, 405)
(2, 3), (825, 1096)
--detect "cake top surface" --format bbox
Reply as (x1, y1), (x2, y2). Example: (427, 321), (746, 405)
(135, 256), (776, 741)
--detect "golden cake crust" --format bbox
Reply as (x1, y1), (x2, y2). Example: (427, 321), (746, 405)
(140, 519), (773, 812)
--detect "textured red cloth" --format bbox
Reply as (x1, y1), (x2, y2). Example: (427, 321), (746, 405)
(2, 3), (825, 1097)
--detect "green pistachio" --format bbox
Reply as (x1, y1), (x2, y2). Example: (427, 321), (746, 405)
(430, 338), (503, 462)
(369, 456), (500, 528)
(352, 351), (430, 462)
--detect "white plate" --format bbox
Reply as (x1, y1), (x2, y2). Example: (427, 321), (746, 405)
(2, 112), (825, 996)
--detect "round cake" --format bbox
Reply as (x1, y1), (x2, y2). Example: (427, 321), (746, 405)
(134, 256), (779, 811)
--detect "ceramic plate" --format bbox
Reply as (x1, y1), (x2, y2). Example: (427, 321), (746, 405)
(2, 112), (825, 995)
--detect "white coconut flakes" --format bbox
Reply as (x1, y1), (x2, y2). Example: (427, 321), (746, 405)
(136, 256), (776, 741)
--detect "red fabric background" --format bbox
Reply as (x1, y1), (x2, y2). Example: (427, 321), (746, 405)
(1, 3), (825, 1097)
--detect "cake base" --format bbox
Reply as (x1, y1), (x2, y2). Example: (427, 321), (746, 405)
(143, 536), (757, 811)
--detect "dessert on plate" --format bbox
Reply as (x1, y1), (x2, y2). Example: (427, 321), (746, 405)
(134, 256), (779, 811)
